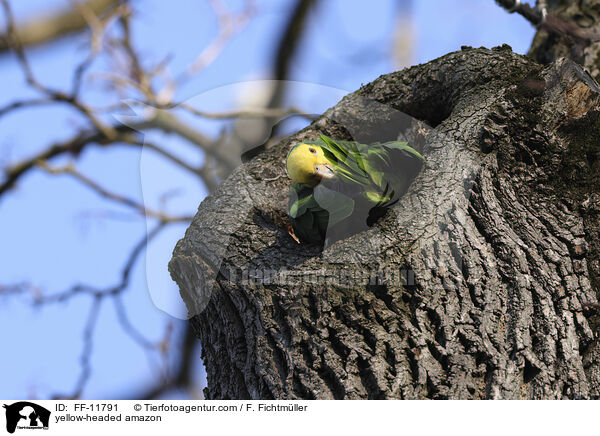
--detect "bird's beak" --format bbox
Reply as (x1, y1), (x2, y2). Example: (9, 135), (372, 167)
(314, 164), (335, 180)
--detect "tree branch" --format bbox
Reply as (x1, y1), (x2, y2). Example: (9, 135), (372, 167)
(36, 161), (193, 223)
(31, 222), (173, 399)
(0, 125), (138, 197)
(133, 324), (199, 400)
(495, 0), (544, 26)
(0, 0), (122, 53)
(267, 0), (316, 110)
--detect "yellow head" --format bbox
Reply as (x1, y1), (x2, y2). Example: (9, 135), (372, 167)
(286, 143), (334, 186)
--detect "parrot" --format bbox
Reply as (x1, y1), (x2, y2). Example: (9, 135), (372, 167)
(286, 134), (424, 245)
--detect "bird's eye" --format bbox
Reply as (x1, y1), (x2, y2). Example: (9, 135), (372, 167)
(309, 147), (316, 154)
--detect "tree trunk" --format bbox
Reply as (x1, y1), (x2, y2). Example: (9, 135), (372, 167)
(169, 38), (600, 399)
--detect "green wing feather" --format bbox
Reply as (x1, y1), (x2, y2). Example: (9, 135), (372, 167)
(318, 135), (371, 186)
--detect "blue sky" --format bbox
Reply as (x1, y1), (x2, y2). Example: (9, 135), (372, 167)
(0, 0), (535, 399)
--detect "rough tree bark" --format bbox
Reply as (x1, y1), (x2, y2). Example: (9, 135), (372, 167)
(169, 6), (600, 399)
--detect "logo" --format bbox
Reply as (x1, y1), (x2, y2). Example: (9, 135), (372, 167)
(3, 402), (50, 433)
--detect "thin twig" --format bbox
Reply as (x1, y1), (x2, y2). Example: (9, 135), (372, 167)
(140, 101), (313, 120)
(180, 0), (256, 81)
(36, 161), (192, 222)
(1, 0), (118, 138)
(112, 295), (156, 349)
(52, 295), (102, 399)
(122, 140), (200, 176)
(0, 98), (54, 118)
(0, 125), (138, 197)
(37, 222), (171, 398)
(133, 324), (199, 400)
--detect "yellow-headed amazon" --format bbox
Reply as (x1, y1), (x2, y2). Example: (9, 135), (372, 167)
(286, 135), (425, 245)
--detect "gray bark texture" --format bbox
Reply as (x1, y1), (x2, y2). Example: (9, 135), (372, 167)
(169, 41), (600, 397)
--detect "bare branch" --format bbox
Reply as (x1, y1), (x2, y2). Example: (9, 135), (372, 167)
(496, 0), (600, 45)
(133, 325), (199, 400)
(495, 0), (543, 25)
(52, 295), (102, 400)
(36, 161), (193, 223)
(141, 101), (314, 121)
(133, 141), (200, 176)
(34, 222), (168, 305)
(71, 3), (131, 96)
(1, 0), (118, 137)
(1, 0), (47, 92)
(0, 0), (121, 53)
(0, 112), (234, 199)
(181, 0), (256, 81)
(0, 283), (42, 300)
(0, 98), (54, 118)
(28, 222), (173, 398)
(0, 125), (139, 197)
(240, 0), (318, 160)
(149, 111), (239, 171)
(0, 0), (268, 401)
(112, 295), (156, 349)
(267, 0), (316, 110)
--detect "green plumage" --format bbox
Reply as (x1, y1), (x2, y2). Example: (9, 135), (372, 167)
(288, 135), (425, 245)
